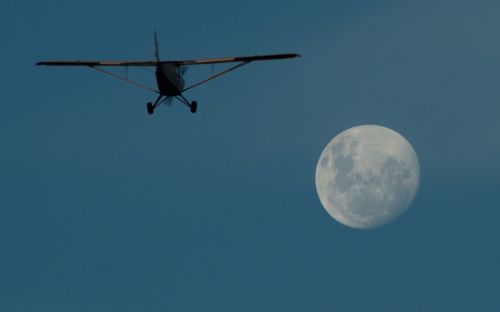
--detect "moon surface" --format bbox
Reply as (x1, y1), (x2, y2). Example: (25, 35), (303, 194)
(315, 125), (420, 229)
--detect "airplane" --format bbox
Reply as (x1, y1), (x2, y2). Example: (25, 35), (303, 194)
(37, 32), (301, 115)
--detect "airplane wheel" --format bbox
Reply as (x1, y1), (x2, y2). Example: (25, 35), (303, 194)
(147, 102), (154, 114)
(190, 101), (197, 113)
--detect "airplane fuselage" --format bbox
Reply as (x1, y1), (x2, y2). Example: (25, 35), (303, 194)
(156, 63), (185, 96)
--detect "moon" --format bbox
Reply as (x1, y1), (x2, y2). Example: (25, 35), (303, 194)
(315, 125), (420, 229)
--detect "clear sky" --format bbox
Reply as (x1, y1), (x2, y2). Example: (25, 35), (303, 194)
(1, 0), (500, 311)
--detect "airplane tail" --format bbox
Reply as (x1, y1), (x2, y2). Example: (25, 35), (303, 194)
(154, 31), (160, 62)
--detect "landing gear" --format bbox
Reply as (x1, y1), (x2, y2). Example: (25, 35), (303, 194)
(190, 101), (197, 113)
(147, 102), (154, 114)
(147, 95), (168, 115)
(176, 94), (198, 114)
(147, 94), (198, 115)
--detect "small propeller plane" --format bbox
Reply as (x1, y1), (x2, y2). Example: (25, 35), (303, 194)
(37, 32), (301, 114)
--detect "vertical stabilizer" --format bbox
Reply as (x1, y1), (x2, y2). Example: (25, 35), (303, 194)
(154, 31), (160, 62)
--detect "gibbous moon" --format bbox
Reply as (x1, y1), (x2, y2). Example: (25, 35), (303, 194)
(315, 125), (420, 229)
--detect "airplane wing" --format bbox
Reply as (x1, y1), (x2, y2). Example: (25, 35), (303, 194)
(36, 54), (301, 67)
(36, 53), (301, 94)
(36, 60), (157, 66)
(166, 53), (301, 66)
(178, 54), (300, 92)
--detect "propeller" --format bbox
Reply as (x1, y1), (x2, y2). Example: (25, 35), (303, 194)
(163, 96), (174, 107)
(156, 96), (174, 107)
(180, 65), (188, 76)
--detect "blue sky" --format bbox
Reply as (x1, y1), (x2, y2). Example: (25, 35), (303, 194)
(1, 0), (500, 311)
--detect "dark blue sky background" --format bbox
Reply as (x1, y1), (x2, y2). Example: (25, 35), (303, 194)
(1, 0), (500, 310)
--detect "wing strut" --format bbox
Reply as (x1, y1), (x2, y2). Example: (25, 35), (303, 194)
(89, 66), (159, 94)
(182, 61), (251, 92)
